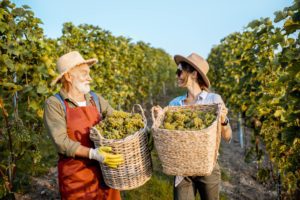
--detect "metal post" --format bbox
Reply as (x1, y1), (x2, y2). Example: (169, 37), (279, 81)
(237, 112), (244, 148)
(277, 171), (281, 200)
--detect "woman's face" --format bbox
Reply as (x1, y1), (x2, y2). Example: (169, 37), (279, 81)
(176, 68), (190, 88)
(176, 68), (197, 88)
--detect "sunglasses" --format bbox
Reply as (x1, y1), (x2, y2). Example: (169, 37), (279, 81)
(176, 63), (184, 76)
(176, 69), (183, 77)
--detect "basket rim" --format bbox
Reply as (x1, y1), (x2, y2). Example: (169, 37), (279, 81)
(166, 103), (220, 108)
(91, 108), (147, 143)
(152, 103), (221, 132)
(152, 119), (218, 133)
(91, 123), (147, 141)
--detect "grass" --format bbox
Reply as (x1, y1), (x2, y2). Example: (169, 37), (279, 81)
(122, 151), (173, 200)
(220, 192), (230, 200)
(221, 169), (231, 182)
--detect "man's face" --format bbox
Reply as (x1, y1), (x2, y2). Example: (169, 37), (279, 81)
(69, 64), (92, 94)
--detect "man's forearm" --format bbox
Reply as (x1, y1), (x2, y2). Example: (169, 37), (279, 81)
(74, 145), (91, 158)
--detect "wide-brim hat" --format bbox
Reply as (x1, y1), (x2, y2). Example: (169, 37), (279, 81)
(51, 51), (98, 86)
(174, 53), (210, 88)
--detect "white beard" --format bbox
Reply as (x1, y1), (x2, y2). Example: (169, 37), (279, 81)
(74, 79), (90, 94)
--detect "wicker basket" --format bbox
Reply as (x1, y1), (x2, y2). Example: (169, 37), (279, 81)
(151, 104), (221, 176)
(90, 104), (152, 190)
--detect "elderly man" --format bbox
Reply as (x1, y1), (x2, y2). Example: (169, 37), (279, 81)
(44, 51), (123, 200)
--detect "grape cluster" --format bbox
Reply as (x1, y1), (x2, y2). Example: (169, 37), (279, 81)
(95, 110), (144, 139)
(160, 109), (217, 130)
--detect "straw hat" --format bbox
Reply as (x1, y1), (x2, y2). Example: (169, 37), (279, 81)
(174, 53), (210, 87)
(51, 51), (98, 86)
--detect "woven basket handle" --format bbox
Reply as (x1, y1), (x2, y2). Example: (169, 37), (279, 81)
(151, 107), (156, 123)
(132, 104), (146, 119)
(217, 103), (222, 116)
(151, 106), (162, 123)
(90, 127), (102, 147)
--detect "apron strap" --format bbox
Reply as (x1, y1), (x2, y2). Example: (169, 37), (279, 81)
(89, 91), (101, 114)
(54, 93), (66, 113)
(54, 91), (101, 114)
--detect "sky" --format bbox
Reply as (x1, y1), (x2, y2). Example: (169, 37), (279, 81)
(14, 0), (293, 58)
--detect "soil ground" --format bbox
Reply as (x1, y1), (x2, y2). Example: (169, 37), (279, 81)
(218, 121), (277, 200)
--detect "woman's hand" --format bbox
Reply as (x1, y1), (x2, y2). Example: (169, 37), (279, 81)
(220, 104), (232, 142)
(152, 105), (163, 118)
(220, 104), (228, 124)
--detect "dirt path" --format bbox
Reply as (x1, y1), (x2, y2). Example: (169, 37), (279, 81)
(219, 122), (277, 200)
(15, 167), (60, 200)
(17, 121), (277, 200)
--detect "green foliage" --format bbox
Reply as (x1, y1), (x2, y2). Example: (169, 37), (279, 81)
(57, 22), (176, 109)
(0, 0), (177, 197)
(0, 98), (43, 198)
(220, 192), (230, 200)
(207, 1), (300, 197)
(257, 167), (271, 183)
(160, 108), (217, 130)
(95, 110), (144, 139)
(0, 0), (51, 197)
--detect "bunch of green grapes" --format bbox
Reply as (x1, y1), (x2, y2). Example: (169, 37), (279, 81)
(160, 108), (217, 131)
(95, 110), (144, 139)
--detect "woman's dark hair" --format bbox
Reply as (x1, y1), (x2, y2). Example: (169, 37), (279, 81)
(179, 62), (207, 90)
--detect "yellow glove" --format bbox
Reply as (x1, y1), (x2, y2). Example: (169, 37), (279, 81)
(89, 146), (124, 168)
(98, 146), (124, 168)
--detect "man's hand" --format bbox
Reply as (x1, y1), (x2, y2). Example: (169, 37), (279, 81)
(89, 146), (124, 168)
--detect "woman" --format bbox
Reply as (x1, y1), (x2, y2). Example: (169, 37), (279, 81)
(155, 53), (232, 200)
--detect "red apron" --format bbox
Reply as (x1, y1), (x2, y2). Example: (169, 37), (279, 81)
(58, 100), (121, 200)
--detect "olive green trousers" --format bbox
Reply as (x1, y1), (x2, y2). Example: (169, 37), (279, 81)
(173, 162), (221, 200)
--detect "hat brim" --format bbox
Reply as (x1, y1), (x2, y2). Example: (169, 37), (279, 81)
(174, 55), (210, 88)
(50, 58), (98, 86)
